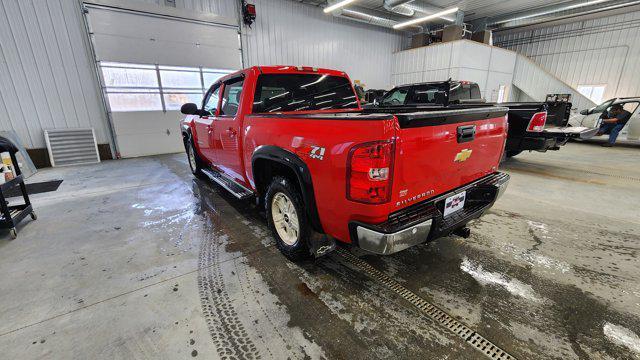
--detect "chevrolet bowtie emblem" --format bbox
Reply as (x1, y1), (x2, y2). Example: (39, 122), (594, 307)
(454, 149), (473, 162)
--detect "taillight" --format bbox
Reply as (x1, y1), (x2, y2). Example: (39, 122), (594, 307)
(346, 140), (395, 204)
(527, 112), (547, 132)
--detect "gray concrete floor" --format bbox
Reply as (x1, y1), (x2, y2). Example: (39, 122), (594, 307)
(0, 142), (639, 359)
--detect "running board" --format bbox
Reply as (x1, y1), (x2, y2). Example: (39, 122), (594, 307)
(202, 168), (254, 200)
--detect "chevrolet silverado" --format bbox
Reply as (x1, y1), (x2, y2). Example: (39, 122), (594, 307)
(180, 66), (509, 260)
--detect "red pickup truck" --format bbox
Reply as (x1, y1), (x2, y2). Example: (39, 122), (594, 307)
(180, 66), (509, 260)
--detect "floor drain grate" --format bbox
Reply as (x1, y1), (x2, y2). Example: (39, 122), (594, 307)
(336, 248), (517, 360)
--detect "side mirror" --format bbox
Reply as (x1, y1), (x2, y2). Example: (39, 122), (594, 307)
(579, 109), (589, 115)
(181, 103), (199, 115)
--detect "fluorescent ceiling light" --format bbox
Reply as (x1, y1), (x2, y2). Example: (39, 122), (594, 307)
(495, 0), (610, 24)
(323, 0), (358, 13)
(393, 7), (458, 29)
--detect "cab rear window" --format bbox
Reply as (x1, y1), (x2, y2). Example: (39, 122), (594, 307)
(252, 74), (358, 113)
(450, 83), (481, 101)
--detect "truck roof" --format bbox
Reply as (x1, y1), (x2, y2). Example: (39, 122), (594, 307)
(214, 65), (351, 87)
(390, 80), (477, 88)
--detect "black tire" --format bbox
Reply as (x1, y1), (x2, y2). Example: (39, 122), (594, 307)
(265, 176), (312, 261)
(506, 150), (522, 158)
(185, 135), (203, 176)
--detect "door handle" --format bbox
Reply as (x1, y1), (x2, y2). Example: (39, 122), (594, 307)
(226, 127), (237, 137)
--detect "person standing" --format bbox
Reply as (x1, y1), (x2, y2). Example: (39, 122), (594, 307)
(596, 104), (631, 147)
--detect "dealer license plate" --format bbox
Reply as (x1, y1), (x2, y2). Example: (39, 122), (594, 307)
(443, 191), (466, 217)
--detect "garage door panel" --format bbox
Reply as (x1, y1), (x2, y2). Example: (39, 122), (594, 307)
(88, 9), (239, 47)
(86, 6), (240, 69)
(112, 111), (184, 157)
(93, 34), (240, 69)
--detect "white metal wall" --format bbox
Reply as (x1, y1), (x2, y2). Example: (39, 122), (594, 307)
(1, 0), (405, 155)
(391, 40), (516, 102)
(242, 0), (406, 89)
(494, 9), (640, 101)
(0, 0), (109, 150)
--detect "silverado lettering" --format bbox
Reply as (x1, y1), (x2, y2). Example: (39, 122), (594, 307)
(180, 66), (510, 260)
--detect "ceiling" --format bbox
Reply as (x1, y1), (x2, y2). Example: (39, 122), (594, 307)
(300, 0), (580, 21)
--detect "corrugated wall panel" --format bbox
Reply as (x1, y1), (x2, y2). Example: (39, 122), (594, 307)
(0, 0), (109, 150)
(242, 0), (405, 89)
(495, 9), (640, 101)
(1, 0), (403, 152)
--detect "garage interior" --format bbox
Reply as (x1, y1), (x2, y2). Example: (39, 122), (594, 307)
(0, 0), (639, 359)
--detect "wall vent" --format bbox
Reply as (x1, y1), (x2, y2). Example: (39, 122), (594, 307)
(44, 128), (101, 167)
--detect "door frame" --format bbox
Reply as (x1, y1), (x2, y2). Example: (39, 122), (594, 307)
(78, 0), (242, 159)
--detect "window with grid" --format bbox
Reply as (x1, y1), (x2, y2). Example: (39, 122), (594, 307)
(100, 62), (234, 112)
(577, 84), (606, 104)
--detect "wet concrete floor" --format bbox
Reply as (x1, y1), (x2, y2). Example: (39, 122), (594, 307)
(0, 142), (638, 359)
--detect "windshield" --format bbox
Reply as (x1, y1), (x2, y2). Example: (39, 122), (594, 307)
(252, 74), (358, 113)
(593, 98), (615, 113)
(380, 87), (409, 106)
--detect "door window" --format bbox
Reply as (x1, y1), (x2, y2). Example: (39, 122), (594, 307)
(220, 78), (244, 116)
(202, 86), (220, 116)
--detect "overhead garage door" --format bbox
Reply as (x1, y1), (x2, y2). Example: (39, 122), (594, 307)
(84, 3), (242, 158)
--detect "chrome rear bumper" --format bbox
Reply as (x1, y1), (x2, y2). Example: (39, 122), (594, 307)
(356, 219), (433, 255)
(352, 172), (509, 255)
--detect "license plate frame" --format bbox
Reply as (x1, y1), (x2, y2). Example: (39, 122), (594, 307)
(443, 191), (466, 217)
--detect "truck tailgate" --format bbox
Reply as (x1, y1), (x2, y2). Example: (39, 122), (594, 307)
(392, 107), (508, 209)
(543, 126), (599, 139)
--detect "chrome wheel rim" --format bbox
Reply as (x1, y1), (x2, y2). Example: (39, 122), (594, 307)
(188, 144), (197, 171)
(271, 192), (299, 245)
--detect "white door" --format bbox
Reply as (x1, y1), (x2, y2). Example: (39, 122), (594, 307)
(84, 4), (242, 158)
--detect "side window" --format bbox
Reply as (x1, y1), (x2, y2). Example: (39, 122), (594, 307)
(220, 78), (244, 116)
(202, 86), (220, 116)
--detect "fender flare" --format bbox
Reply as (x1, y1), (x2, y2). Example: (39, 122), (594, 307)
(251, 145), (323, 233)
(181, 124), (191, 140)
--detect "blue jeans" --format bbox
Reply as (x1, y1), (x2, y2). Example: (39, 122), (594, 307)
(599, 122), (625, 144)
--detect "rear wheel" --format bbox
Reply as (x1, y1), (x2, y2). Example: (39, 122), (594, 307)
(265, 176), (311, 261)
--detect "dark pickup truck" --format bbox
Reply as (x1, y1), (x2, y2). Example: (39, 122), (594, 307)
(367, 80), (597, 158)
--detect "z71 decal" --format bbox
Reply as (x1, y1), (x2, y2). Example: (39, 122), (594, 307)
(310, 146), (326, 160)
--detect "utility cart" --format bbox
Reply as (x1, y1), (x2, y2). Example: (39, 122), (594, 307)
(0, 138), (36, 239)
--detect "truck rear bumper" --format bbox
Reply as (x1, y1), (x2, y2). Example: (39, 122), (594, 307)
(350, 172), (509, 255)
(508, 135), (566, 152)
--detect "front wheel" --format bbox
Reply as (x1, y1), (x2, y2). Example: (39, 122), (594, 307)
(186, 139), (203, 176)
(265, 176), (311, 261)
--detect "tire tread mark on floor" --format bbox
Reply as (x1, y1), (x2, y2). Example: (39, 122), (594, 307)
(235, 255), (303, 359)
(198, 227), (261, 359)
(336, 248), (517, 360)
